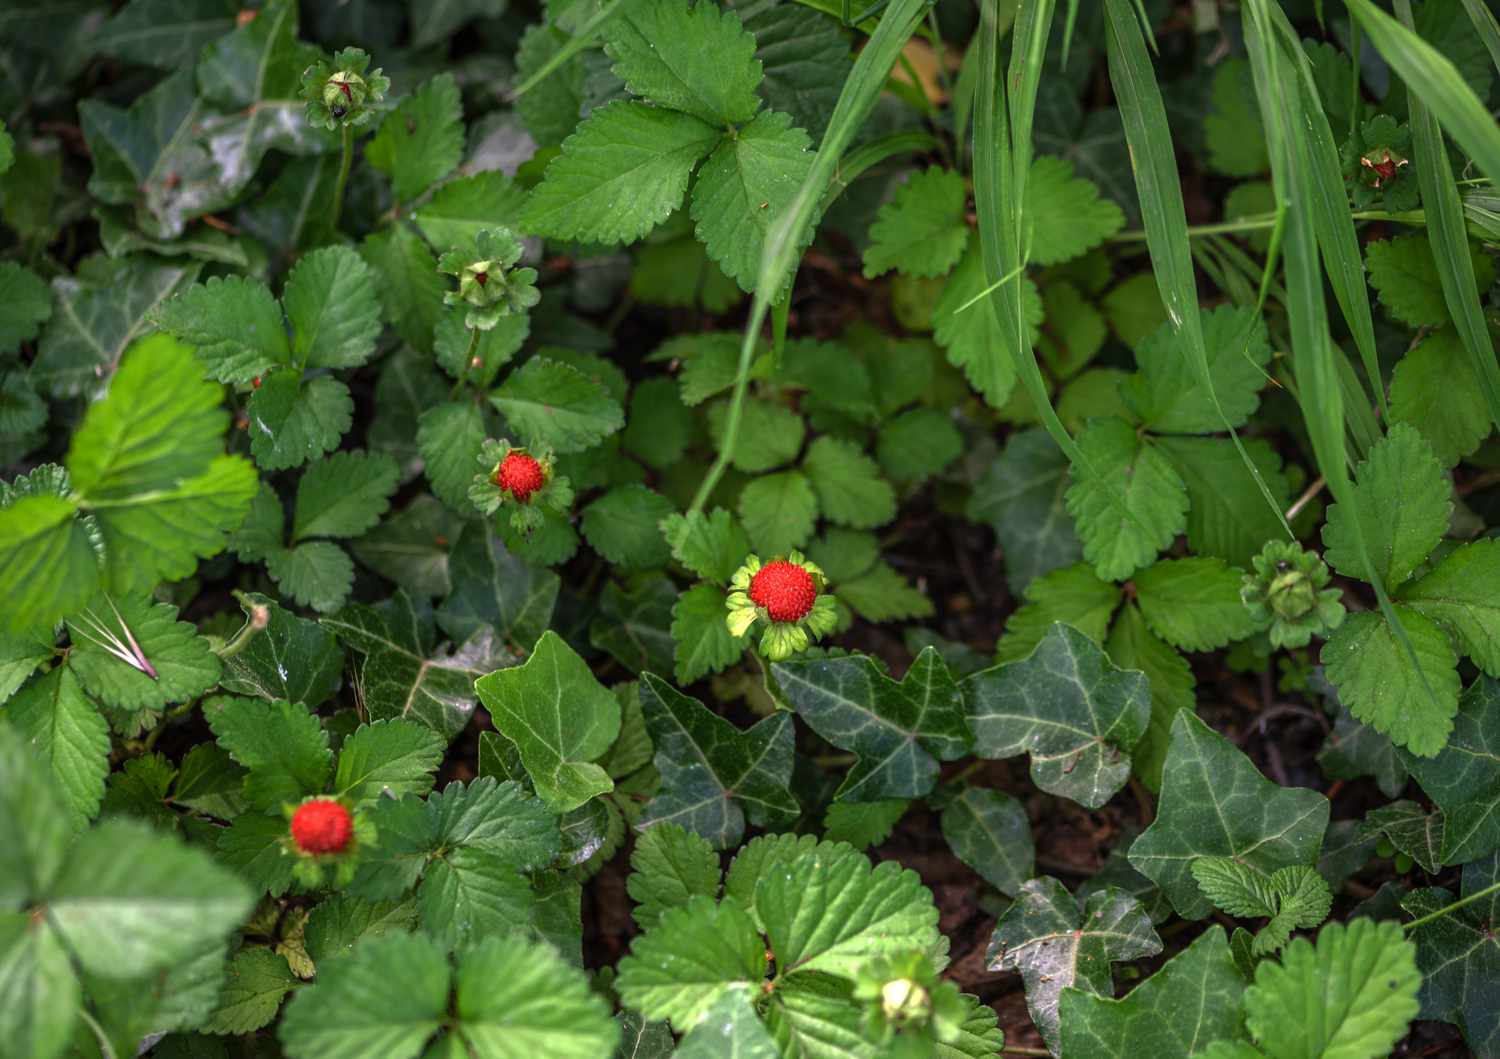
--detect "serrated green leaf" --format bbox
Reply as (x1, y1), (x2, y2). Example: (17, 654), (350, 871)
(414, 171), (529, 253)
(1389, 329), (1493, 467)
(1322, 606), (1461, 757)
(836, 561), (934, 623)
(66, 594), (220, 711)
(205, 696), (332, 813)
(988, 878), (1161, 1053)
(0, 630), (52, 704)
(332, 719), (445, 805)
(582, 485), (675, 570)
(616, 895), (767, 1030)
(492, 355), (625, 454)
(455, 934), (619, 1056)
(0, 912), (77, 1059)
(219, 593), (343, 707)
(1026, 155), (1126, 265)
(708, 396), (804, 473)
(801, 436), (896, 529)
(303, 894), (418, 967)
(676, 987), (779, 1058)
(1245, 918), (1420, 1059)
(637, 672), (798, 849)
(863, 167), (971, 279)
(203, 947), (297, 1035)
(1106, 601), (1195, 791)
(941, 787), (1033, 896)
(360, 223), (448, 353)
(823, 798), (908, 850)
(931, 236), (1024, 408)
(151, 275), (287, 383)
(1133, 557), (1259, 652)
(367, 74), (465, 202)
(474, 631), (620, 811)
(293, 450), (399, 543)
(774, 647), (969, 801)
(282, 245), (382, 371)
(1366, 233), (1494, 328)
(1058, 928), (1246, 1056)
(521, 101), (720, 244)
(1156, 435), (1291, 569)
(877, 406), (963, 483)
(0, 262), (52, 354)
(966, 623), (1150, 808)
(1204, 59), (1268, 176)
(737, 469), (817, 555)
(0, 496), (97, 638)
(266, 540), (355, 613)
(1322, 423), (1451, 588)
(3, 667), (109, 831)
(1128, 711), (1330, 919)
(662, 508), (750, 585)
(417, 400), (489, 511)
(1403, 536), (1500, 677)
(603, 0), (762, 124)
(626, 821), (722, 932)
(1121, 305), (1271, 434)
(690, 109), (814, 293)
(756, 838), (940, 979)
(671, 583), (743, 685)
(994, 561), (1122, 664)
(247, 370), (353, 470)
(216, 812), (296, 898)
(1065, 417), (1189, 581)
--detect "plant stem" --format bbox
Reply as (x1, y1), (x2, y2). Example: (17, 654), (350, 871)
(331, 124), (353, 233)
(1403, 879), (1500, 932)
(1109, 208), (1428, 243)
(1003, 1048), (1052, 1057)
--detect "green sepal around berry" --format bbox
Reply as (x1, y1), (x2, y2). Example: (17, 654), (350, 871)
(437, 227), (540, 330)
(468, 437), (573, 538)
(299, 47), (389, 131)
(851, 951), (971, 1052)
(1241, 540), (1346, 649)
(1341, 114), (1418, 212)
(281, 795), (374, 890)
(725, 551), (838, 662)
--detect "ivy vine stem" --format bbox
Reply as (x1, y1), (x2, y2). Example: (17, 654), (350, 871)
(331, 124), (353, 232)
(1402, 879), (1500, 932)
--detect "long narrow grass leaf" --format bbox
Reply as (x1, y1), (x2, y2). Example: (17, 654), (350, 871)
(1460, 0), (1500, 77)
(509, 0), (633, 100)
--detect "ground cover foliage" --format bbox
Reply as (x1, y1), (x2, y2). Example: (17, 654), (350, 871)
(4, 0), (1500, 1055)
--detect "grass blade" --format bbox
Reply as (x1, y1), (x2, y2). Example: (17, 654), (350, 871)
(1459, 0), (1500, 77)
(509, 0), (633, 101)
(1394, 0), (1500, 439)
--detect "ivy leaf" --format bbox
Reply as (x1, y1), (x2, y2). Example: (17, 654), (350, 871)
(1121, 305), (1271, 434)
(151, 274), (289, 383)
(491, 356), (626, 455)
(1058, 928), (1247, 1056)
(590, 576), (677, 675)
(325, 591), (508, 741)
(219, 593), (343, 708)
(521, 101), (720, 244)
(582, 486), (675, 571)
(247, 370), (354, 470)
(626, 821), (722, 932)
(366, 74), (465, 203)
(1025, 155), (1126, 265)
(671, 583), (744, 685)
(1065, 417), (1189, 582)
(863, 168), (971, 279)
(350, 496), (461, 601)
(32, 257), (200, 399)
(1133, 557), (1259, 652)
(940, 787), (1033, 896)
(66, 594), (220, 711)
(3, 667), (109, 830)
(801, 436), (897, 530)
(616, 896), (767, 1030)
(281, 246), (382, 371)
(204, 697), (332, 814)
(474, 631), (621, 812)
(773, 647), (970, 801)
(1319, 707), (1408, 800)
(1127, 711), (1330, 920)
(690, 110), (814, 293)
(1361, 801), (1445, 875)
(1245, 919), (1420, 1059)
(1402, 676), (1500, 865)
(1321, 607), (1461, 758)
(755, 838), (940, 979)
(1322, 423), (1450, 588)
(965, 623), (1150, 808)
(969, 427), (1082, 595)
(637, 672), (798, 849)
(265, 540), (355, 614)
(437, 523), (559, 650)
(293, 450), (399, 543)
(603, 0), (762, 124)
(737, 469), (818, 555)
(987, 878), (1162, 1054)
(96, 0), (237, 70)
(1403, 537), (1500, 677)
(1402, 852), (1500, 1056)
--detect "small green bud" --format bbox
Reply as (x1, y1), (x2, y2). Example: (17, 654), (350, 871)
(301, 47), (390, 131)
(1241, 540), (1345, 649)
(437, 227), (541, 330)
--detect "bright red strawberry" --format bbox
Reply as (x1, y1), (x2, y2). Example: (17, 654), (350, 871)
(749, 560), (817, 622)
(494, 451), (545, 502)
(290, 799), (353, 854)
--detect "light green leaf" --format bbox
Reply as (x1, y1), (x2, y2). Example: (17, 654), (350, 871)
(366, 74), (465, 202)
(1204, 59), (1268, 176)
(616, 896), (767, 1030)
(737, 469), (818, 555)
(690, 109), (814, 293)
(203, 947), (297, 1035)
(671, 583), (744, 685)
(1389, 329), (1493, 467)
(1065, 417), (1189, 582)
(931, 236), (1024, 408)
(413, 172), (530, 254)
(359, 223), (448, 352)
(282, 245), (383, 371)
(455, 935), (620, 1057)
(988, 878), (1161, 1053)
(247, 370), (354, 470)
(823, 799), (908, 850)
(708, 396), (804, 473)
(1133, 557), (1259, 652)
(1245, 919), (1420, 1059)
(1121, 305), (1272, 434)
(1366, 233), (1493, 328)
(150, 274), (288, 383)
(603, 0), (762, 124)
(204, 696), (332, 813)
(995, 561), (1121, 664)
(0, 912), (77, 1059)
(662, 508), (750, 585)
(66, 594), (220, 711)
(332, 719), (446, 805)
(3, 667), (109, 830)
(1322, 607), (1461, 757)
(966, 623), (1150, 808)
(1402, 536), (1500, 677)
(863, 167), (971, 279)
(637, 672), (798, 849)
(473, 631), (620, 811)
(293, 450), (400, 542)
(1128, 711), (1330, 919)
(801, 436), (896, 529)
(582, 485), (675, 570)
(1026, 155), (1126, 265)
(626, 821), (722, 932)
(1156, 436), (1290, 569)
(492, 356), (625, 455)
(773, 647), (970, 801)
(266, 540), (355, 613)
(677, 987), (780, 1059)
(417, 401), (489, 511)
(521, 101), (720, 244)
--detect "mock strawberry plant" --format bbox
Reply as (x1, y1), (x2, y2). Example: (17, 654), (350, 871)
(4, 1), (1500, 1057)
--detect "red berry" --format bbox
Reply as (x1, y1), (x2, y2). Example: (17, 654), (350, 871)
(494, 451), (545, 502)
(290, 799), (353, 854)
(749, 561), (817, 622)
